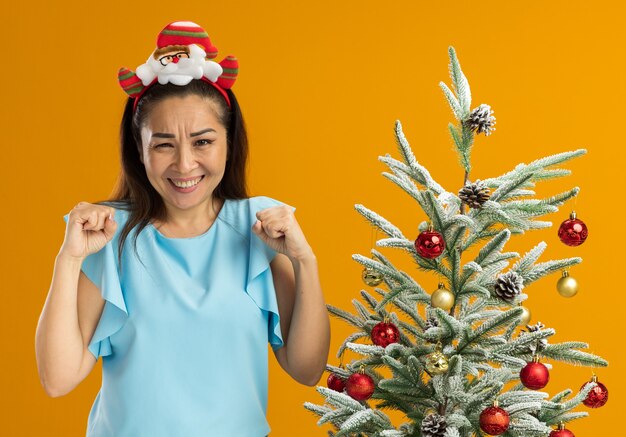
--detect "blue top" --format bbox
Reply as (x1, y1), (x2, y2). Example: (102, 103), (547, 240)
(63, 196), (296, 437)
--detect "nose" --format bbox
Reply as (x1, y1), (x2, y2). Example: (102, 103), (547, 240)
(175, 144), (198, 173)
(172, 57), (179, 64)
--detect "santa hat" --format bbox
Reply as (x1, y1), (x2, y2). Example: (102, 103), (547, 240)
(156, 21), (218, 59)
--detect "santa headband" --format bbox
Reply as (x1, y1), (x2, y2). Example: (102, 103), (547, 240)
(117, 21), (238, 112)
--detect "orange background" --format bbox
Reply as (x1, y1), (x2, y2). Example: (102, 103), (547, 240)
(3, 0), (623, 435)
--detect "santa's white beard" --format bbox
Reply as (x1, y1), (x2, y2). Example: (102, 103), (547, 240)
(135, 45), (214, 87)
(151, 57), (203, 86)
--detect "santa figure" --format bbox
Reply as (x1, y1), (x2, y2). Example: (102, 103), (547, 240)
(118, 21), (238, 99)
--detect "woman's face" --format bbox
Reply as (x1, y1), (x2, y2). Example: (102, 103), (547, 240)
(139, 94), (228, 215)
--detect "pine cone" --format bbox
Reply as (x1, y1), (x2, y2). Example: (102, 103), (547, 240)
(421, 413), (447, 437)
(458, 179), (491, 208)
(424, 317), (440, 343)
(494, 271), (524, 301)
(520, 321), (549, 354)
(425, 316), (439, 330)
(464, 103), (496, 136)
(526, 321), (545, 332)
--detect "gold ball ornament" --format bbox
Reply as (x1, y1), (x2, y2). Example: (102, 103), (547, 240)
(362, 267), (383, 286)
(426, 342), (449, 375)
(431, 283), (455, 311)
(518, 304), (531, 326)
(557, 271), (578, 298)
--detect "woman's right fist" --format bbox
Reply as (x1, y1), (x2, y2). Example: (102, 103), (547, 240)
(59, 202), (118, 260)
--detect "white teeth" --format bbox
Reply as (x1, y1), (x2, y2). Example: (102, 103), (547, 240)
(171, 177), (202, 188)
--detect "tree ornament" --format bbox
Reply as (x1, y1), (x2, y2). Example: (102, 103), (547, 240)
(414, 224), (446, 259)
(581, 374), (609, 408)
(371, 316), (400, 347)
(465, 103), (496, 136)
(362, 267), (383, 286)
(518, 303), (531, 325)
(421, 413), (448, 437)
(431, 282), (455, 311)
(326, 372), (346, 392)
(479, 400), (510, 435)
(558, 211), (588, 247)
(556, 270), (578, 298)
(458, 179), (491, 208)
(327, 357), (347, 392)
(494, 271), (524, 302)
(425, 342), (449, 375)
(346, 366), (375, 401)
(520, 355), (550, 390)
(549, 422), (575, 437)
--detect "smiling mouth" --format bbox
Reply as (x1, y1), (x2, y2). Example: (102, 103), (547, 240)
(168, 175), (205, 188)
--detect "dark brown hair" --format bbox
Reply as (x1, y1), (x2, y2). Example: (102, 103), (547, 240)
(93, 80), (250, 268)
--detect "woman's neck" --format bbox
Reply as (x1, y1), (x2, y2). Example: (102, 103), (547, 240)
(152, 197), (224, 238)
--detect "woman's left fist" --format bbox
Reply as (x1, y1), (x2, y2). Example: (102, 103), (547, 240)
(252, 205), (313, 262)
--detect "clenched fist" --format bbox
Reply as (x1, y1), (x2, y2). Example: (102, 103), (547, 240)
(59, 202), (118, 260)
(251, 204), (314, 262)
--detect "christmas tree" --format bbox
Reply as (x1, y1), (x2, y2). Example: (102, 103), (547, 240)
(303, 47), (609, 437)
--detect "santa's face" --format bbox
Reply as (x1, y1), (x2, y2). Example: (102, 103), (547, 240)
(143, 44), (207, 85)
(157, 48), (190, 66)
(139, 94), (228, 217)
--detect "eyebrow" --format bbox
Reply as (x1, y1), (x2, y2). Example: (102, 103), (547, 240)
(151, 128), (217, 139)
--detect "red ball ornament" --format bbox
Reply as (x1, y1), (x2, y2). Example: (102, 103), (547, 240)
(550, 430), (575, 437)
(414, 226), (446, 259)
(327, 372), (346, 392)
(479, 403), (510, 435)
(371, 320), (400, 347)
(558, 212), (588, 247)
(346, 369), (375, 401)
(549, 423), (575, 437)
(581, 375), (609, 408)
(520, 357), (550, 390)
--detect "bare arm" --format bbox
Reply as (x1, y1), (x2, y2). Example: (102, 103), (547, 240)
(272, 252), (330, 386)
(35, 252), (105, 397)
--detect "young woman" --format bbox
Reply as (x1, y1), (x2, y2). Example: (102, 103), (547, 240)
(35, 21), (330, 436)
